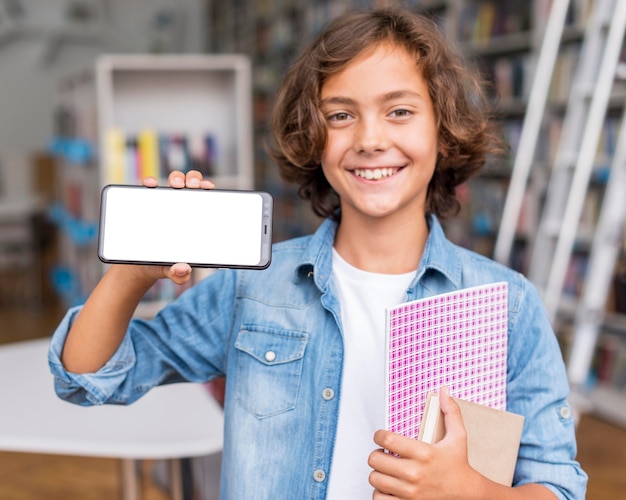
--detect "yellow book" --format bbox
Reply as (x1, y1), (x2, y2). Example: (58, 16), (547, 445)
(105, 128), (126, 184)
(474, 3), (496, 43)
(137, 129), (161, 179)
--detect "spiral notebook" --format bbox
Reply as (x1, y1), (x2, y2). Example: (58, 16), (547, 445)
(385, 282), (509, 439)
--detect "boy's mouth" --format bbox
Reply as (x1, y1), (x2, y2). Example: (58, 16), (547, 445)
(352, 167), (400, 180)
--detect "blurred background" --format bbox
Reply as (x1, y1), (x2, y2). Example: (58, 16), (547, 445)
(0, 0), (625, 498)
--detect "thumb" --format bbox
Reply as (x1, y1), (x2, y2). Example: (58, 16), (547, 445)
(439, 386), (466, 443)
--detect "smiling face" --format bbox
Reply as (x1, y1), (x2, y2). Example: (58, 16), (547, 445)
(319, 42), (439, 225)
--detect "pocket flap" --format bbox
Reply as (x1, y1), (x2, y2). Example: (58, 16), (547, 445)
(235, 328), (307, 366)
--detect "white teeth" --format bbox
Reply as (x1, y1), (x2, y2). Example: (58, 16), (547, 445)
(353, 168), (397, 180)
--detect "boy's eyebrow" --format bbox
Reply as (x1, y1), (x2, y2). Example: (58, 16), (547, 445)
(320, 96), (356, 107)
(320, 90), (425, 107)
(382, 90), (425, 102)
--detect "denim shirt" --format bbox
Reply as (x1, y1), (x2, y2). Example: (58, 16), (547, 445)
(49, 214), (587, 499)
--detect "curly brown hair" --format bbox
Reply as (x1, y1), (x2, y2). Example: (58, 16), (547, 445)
(268, 7), (503, 220)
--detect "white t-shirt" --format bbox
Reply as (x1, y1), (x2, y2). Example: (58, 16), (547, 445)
(326, 249), (416, 499)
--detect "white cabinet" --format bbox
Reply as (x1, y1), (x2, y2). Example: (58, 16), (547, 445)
(96, 54), (253, 190)
(50, 54), (253, 308)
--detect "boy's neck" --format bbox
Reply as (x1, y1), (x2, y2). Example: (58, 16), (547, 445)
(333, 211), (428, 274)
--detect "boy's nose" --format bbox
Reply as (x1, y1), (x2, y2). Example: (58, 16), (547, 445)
(354, 117), (388, 153)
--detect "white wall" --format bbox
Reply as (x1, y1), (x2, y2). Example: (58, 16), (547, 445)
(0, 0), (206, 157)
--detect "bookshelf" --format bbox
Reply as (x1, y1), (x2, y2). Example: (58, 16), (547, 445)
(96, 54), (253, 190)
(459, 0), (626, 425)
(449, 1), (593, 261)
(49, 54), (253, 310)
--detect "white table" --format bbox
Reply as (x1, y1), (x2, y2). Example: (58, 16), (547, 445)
(0, 337), (224, 499)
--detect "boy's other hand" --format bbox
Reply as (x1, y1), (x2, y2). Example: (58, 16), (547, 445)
(368, 386), (481, 499)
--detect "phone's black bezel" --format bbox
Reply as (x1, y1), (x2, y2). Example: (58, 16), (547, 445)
(97, 184), (273, 270)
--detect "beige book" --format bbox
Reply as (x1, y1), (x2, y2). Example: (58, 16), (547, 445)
(418, 392), (525, 486)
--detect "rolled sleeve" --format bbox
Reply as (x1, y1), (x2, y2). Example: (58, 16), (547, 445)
(48, 306), (137, 406)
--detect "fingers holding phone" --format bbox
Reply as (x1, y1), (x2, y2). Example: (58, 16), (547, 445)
(164, 169), (215, 190)
(141, 170), (215, 190)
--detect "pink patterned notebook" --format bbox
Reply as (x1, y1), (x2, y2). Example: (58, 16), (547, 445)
(385, 282), (508, 439)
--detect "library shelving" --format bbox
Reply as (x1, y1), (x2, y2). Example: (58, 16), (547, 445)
(460, 0), (626, 427)
(96, 54), (253, 190)
(450, 0), (592, 261)
(49, 54), (254, 312)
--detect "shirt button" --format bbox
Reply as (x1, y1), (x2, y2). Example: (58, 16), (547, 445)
(264, 351), (277, 362)
(313, 469), (326, 482)
(322, 388), (335, 400)
(559, 406), (571, 419)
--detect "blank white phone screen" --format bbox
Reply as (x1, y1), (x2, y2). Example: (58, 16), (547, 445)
(100, 187), (266, 267)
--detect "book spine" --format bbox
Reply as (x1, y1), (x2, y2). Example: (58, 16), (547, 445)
(137, 129), (161, 179)
(105, 128), (126, 184)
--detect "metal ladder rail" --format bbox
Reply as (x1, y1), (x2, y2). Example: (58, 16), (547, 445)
(567, 90), (626, 389)
(525, 0), (618, 291)
(539, 1), (626, 322)
(494, 0), (572, 266)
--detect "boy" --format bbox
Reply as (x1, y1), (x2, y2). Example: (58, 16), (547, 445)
(50, 8), (587, 499)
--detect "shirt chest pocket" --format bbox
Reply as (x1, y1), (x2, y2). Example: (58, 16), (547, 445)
(234, 327), (308, 419)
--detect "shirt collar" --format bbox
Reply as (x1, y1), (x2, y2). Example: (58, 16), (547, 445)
(415, 214), (462, 289)
(297, 217), (337, 292)
(296, 213), (461, 291)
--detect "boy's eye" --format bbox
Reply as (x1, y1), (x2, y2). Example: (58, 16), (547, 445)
(329, 112), (351, 121)
(390, 109), (412, 118)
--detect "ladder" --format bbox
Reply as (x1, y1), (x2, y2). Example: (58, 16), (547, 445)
(493, 0), (571, 268)
(495, 0), (626, 324)
(567, 93), (626, 390)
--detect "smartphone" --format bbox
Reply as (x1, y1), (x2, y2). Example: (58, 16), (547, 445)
(98, 184), (273, 269)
